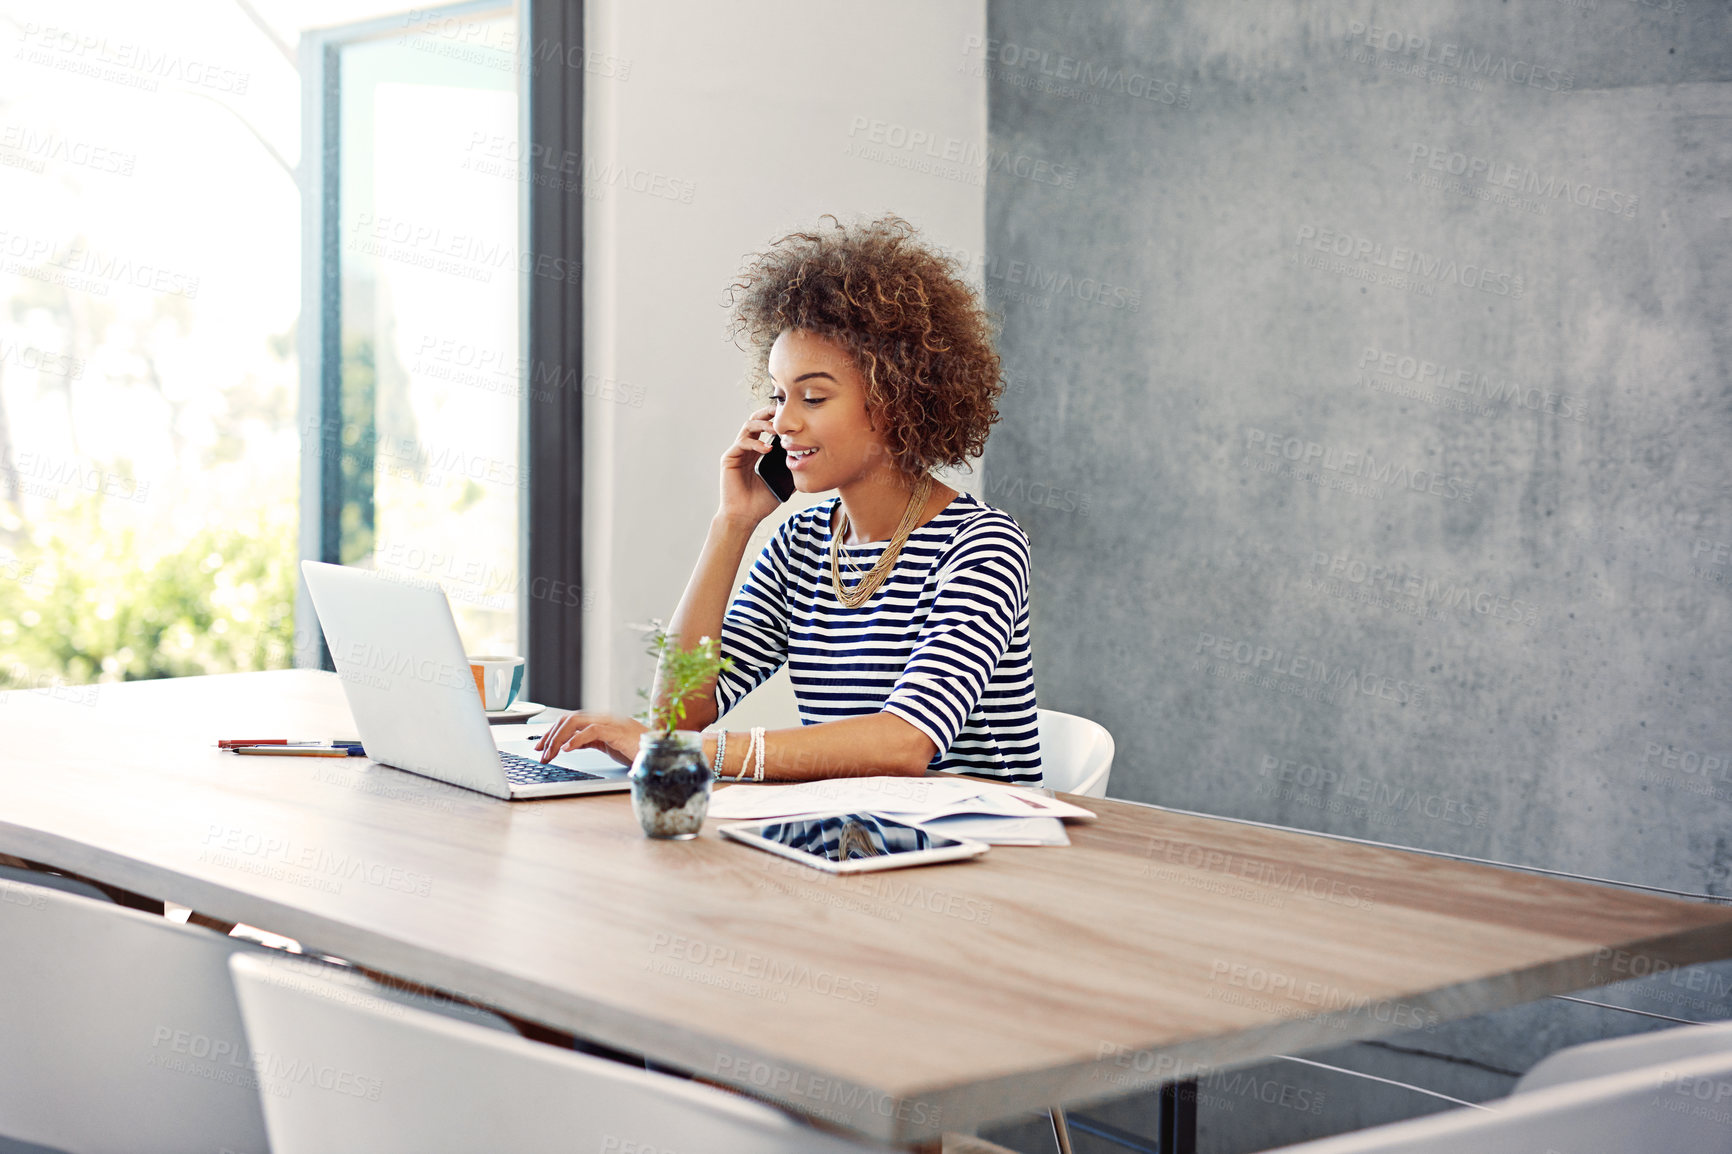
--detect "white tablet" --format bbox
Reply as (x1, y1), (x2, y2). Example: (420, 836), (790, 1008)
(717, 811), (989, 874)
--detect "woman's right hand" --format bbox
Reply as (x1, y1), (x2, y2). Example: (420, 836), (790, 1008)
(717, 404), (784, 528)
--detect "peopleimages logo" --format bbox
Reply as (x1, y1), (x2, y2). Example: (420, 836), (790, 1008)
(1343, 21), (1574, 92)
(940, 244), (1141, 311)
(847, 116), (982, 166)
(1308, 550), (1542, 627)
(960, 34), (1191, 108)
(200, 825), (434, 898)
(1094, 1047), (1327, 1114)
(0, 229), (200, 299)
(1, 663), (102, 707)
(0, 338), (86, 379)
(986, 472), (1091, 515)
(1641, 742), (1731, 785)
(1407, 144), (1638, 219)
(842, 116), (1079, 191)
(347, 212), (581, 286)
(462, 132), (694, 205)
(1208, 960), (1441, 1031)
(17, 21), (252, 94)
(1143, 835), (1376, 907)
(1258, 754), (1489, 829)
(0, 447), (149, 504)
(1295, 225), (1524, 299)
(398, 10), (632, 80)
(0, 123), (136, 176)
(299, 417), (528, 491)
(412, 336), (647, 408)
(1193, 630), (1429, 708)
(647, 932), (878, 1005)
(1244, 427), (1476, 504)
(1692, 538), (1729, 569)
(712, 1052), (942, 1129)
(1358, 346), (1588, 423)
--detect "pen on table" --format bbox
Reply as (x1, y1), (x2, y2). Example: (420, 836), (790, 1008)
(216, 738), (361, 749)
(222, 741), (366, 758)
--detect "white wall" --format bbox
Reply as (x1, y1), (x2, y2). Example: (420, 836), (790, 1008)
(580, 0), (988, 722)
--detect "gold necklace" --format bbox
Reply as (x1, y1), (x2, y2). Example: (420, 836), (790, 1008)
(830, 474), (933, 608)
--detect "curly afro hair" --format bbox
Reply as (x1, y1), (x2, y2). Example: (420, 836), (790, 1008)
(726, 215), (1002, 476)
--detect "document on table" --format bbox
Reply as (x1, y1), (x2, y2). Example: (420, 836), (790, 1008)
(706, 776), (1093, 845)
(918, 813), (1071, 847)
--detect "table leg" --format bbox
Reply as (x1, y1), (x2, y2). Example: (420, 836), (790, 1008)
(1158, 1078), (1198, 1154)
(1049, 1105), (1075, 1153)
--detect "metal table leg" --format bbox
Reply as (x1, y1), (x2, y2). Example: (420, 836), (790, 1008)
(1158, 1078), (1198, 1154)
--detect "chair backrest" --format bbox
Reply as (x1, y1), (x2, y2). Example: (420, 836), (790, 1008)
(1036, 708), (1115, 797)
(1264, 1047), (1732, 1153)
(0, 862), (113, 903)
(1514, 1020), (1732, 1094)
(229, 952), (894, 1154)
(0, 876), (272, 1154)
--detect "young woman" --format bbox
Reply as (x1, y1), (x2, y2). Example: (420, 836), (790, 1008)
(536, 216), (1039, 783)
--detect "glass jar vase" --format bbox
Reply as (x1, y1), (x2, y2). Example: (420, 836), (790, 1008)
(628, 731), (711, 839)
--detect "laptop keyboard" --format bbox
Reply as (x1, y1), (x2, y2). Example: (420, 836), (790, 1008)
(499, 750), (605, 785)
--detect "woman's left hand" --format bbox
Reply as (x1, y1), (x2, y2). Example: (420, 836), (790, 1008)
(533, 711), (647, 766)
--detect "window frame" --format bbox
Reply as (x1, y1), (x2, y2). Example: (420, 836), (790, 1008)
(293, 0), (584, 706)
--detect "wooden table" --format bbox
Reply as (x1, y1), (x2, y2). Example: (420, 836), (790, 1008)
(5, 670), (1732, 1147)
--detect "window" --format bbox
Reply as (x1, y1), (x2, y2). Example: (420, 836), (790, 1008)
(300, 4), (524, 667)
(1, 0), (581, 702)
(1, 0), (313, 688)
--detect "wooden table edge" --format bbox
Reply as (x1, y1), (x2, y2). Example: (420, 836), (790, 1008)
(10, 813), (1732, 1145)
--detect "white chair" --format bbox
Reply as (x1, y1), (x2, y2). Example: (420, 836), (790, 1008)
(0, 862), (113, 903)
(1036, 708), (1115, 797)
(1031, 707), (1116, 1151)
(0, 877), (272, 1154)
(229, 952), (895, 1154)
(1515, 1020), (1732, 1093)
(1266, 1044), (1732, 1152)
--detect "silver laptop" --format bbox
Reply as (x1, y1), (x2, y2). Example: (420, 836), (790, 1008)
(300, 560), (630, 800)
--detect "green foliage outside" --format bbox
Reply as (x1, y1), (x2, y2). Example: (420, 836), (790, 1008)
(337, 334), (377, 566)
(0, 492), (298, 687)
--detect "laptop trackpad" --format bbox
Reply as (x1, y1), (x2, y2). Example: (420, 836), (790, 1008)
(495, 739), (628, 775)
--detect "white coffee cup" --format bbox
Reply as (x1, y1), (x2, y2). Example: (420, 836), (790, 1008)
(468, 655), (525, 711)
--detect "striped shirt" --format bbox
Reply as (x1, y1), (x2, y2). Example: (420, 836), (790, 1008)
(714, 492), (1041, 784)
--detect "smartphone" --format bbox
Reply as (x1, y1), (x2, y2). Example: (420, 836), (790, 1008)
(754, 435), (796, 502)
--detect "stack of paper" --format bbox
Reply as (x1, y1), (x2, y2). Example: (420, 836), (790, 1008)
(706, 776), (1095, 846)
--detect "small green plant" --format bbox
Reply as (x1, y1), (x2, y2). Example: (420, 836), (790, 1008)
(635, 620), (733, 738)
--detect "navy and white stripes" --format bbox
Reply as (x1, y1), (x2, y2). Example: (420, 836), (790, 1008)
(714, 492), (1042, 783)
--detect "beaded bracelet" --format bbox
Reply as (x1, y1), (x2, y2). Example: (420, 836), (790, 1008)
(748, 726), (767, 782)
(711, 730), (728, 779)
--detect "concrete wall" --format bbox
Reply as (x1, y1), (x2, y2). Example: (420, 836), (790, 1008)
(580, 0), (986, 726)
(979, 2), (1732, 1150)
